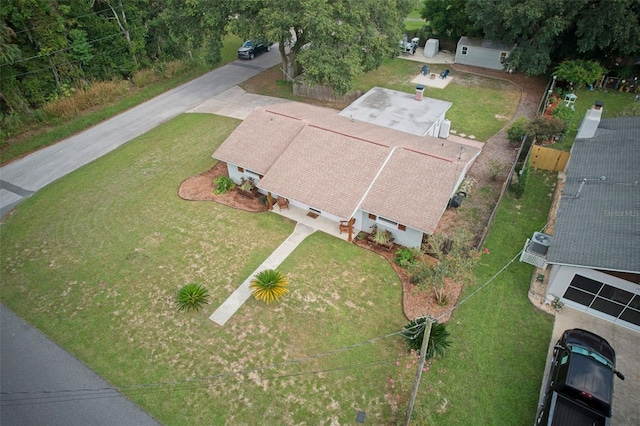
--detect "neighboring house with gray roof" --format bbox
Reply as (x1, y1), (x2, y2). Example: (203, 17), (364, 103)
(212, 94), (481, 249)
(544, 113), (640, 331)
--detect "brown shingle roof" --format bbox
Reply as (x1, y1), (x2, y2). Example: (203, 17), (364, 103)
(212, 109), (306, 174)
(212, 101), (480, 233)
(361, 147), (459, 233)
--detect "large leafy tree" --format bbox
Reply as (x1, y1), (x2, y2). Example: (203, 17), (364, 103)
(465, 0), (640, 75)
(420, 0), (477, 40)
(158, 0), (234, 66)
(231, 0), (413, 94)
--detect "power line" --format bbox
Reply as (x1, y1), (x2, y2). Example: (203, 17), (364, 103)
(9, 8), (115, 37)
(2, 22), (145, 68)
(1, 355), (409, 406)
(1, 225), (549, 407)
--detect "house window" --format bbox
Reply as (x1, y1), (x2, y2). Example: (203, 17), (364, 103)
(499, 51), (507, 62)
(398, 224), (406, 231)
(461, 46), (468, 55)
(377, 216), (397, 227)
(368, 213), (377, 220)
(237, 166), (244, 172)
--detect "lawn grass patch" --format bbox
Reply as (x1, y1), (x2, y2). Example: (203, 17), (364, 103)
(551, 88), (639, 151)
(243, 58), (520, 142)
(0, 114), (407, 424)
(410, 170), (556, 425)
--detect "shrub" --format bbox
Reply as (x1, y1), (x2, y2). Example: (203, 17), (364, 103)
(512, 162), (530, 198)
(394, 248), (418, 268)
(526, 116), (566, 143)
(250, 269), (289, 304)
(214, 176), (235, 194)
(372, 228), (393, 245)
(131, 68), (159, 87)
(488, 159), (507, 181)
(238, 177), (255, 193)
(506, 116), (529, 144)
(176, 282), (210, 312)
(551, 105), (576, 135)
(401, 318), (451, 359)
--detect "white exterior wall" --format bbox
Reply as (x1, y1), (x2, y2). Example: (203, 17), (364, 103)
(547, 264), (640, 331)
(359, 211), (424, 249)
(426, 112), (447, 137)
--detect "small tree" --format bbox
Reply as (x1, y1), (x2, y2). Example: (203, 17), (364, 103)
(512, 162), (530, 199)
(554, 59), (607, 89)
(401, 317), (451, 359)
(526, 116), (565, 143)
(411, 230), (479, 306)
(551, 106), (576, 136)
(250, 269), (289, 304)
(176, 283), (210, 312)
(506, 116), (529, 144)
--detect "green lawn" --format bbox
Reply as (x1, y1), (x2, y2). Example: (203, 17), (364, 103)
(0, 114), (407, 424)
(551, 88), (639, 151)
(410, 170), (556, 424)
(1, 109), (557, 424)
(352, 58), (520, 140)
(242, 58), (520, 142)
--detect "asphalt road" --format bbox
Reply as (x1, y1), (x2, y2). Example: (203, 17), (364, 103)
(0, 51), (282, 425)
(0, 51), (281, 217)
(0, 304), (161, 426)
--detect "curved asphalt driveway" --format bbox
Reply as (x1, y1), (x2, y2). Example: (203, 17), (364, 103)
(0, 50), (281, 217)
(0, 51), (282, 424)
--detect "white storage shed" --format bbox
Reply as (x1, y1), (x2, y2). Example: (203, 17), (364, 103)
(455, 36), (516, 71)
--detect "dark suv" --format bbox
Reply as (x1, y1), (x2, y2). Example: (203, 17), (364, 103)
(536, 329), (625, 426)
(237, 40), (271, 60)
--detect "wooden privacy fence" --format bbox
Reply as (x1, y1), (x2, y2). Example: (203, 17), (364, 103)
(531, 145), (570, 172)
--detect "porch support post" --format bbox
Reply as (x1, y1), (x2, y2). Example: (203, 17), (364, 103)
(348, 217), (355, 242)
(267, 192), (273, 210)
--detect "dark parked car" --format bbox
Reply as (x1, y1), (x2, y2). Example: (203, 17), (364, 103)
(237, 40), (271, 60)
(536, 329), (625, 426)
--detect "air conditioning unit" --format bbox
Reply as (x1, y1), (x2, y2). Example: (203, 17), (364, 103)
(528, 232), (552, 255)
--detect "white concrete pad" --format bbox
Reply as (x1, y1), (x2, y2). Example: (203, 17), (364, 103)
(411, 73), (454, 89)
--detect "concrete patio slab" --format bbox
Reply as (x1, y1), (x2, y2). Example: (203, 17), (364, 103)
(188, 86), (289, 120)
(411, 73), (454, 89)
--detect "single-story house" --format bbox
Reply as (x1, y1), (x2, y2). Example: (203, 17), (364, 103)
(212, 92), (481, 249)
(455, 36), (516, 71)
(543, 111), (640, 331)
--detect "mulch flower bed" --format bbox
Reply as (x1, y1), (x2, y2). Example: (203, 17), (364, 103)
(179, 162), (464, 322)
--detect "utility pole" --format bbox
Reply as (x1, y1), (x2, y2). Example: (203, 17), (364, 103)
(404, 318), (432, 426)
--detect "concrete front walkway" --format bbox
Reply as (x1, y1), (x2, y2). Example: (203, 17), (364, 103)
(209, 222), (315, 326)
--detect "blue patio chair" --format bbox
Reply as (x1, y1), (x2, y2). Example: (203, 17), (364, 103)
(440, 69), (450, 79)
(421, 65), (428, 76)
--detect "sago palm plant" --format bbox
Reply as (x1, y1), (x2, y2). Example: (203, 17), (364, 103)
(176, 282), (210, 312)
(250, 269), (289, 304)
(401, 317), (451, 359)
